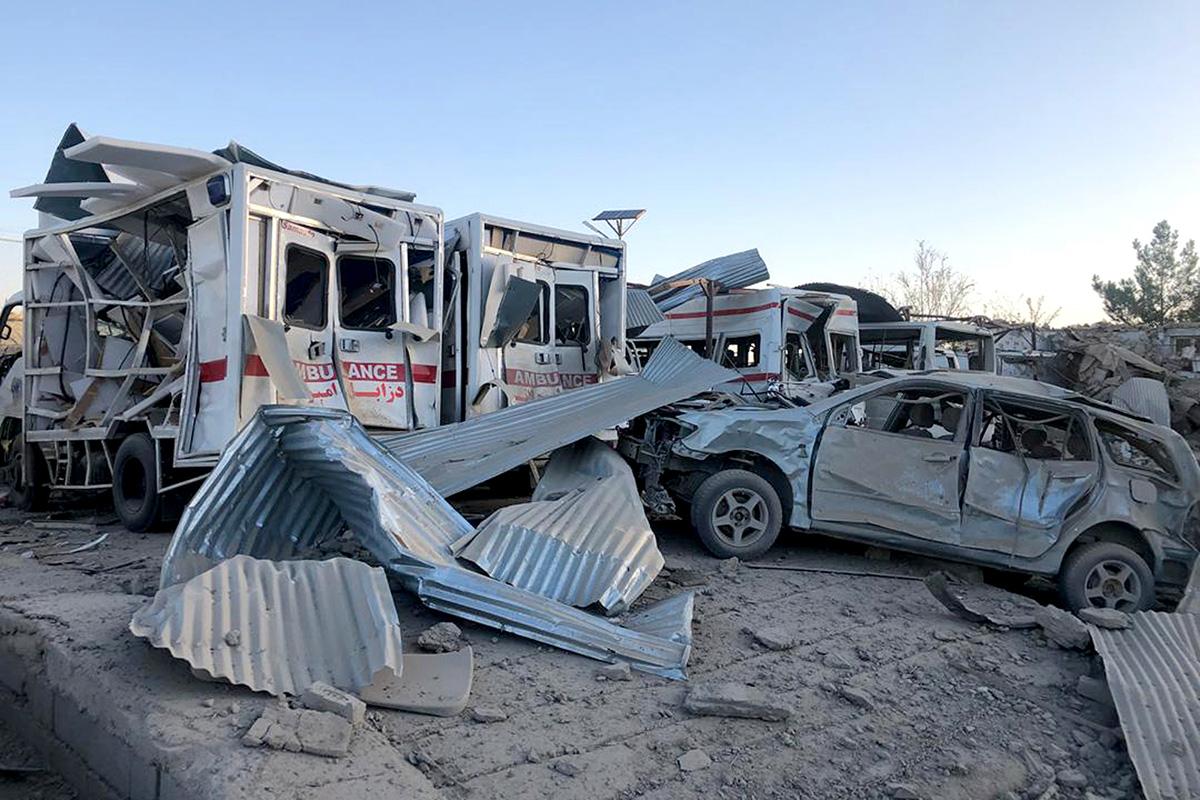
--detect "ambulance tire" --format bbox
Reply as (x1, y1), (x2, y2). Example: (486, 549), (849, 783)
(113, 433), (165, 532)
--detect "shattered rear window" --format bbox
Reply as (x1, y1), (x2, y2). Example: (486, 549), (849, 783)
(1095, 419), (1177, 480)
(979, 400), (1091, 461)
(284, 245), (328, 330)
(337, 255), (396, 330)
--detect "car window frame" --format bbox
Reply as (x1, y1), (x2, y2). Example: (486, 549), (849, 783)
(827, 380), (974, 445)
(973, 390), (1097, 463)
(1093, 416), (1180, 484)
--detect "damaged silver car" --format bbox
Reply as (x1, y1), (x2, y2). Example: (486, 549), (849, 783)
(620, 373), (1200, 610)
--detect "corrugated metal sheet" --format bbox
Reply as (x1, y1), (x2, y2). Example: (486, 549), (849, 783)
(626, 287), (666, 335)
(1110, 377), (1171, 427)
(1179, 561), (1200, 615)
(376, 336), (738, 497)
(132, 555), (404, 697)
(454, 439), (662, 613)
(160, 406), (695, 678)
(648, 249), (769, 311)
(1090, 611), (1200, 800)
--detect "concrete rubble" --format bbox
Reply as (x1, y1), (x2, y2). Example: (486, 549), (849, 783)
(241, 702), (355, 758)
(1034, 605), (1093, 650)
(682, 683), (793, 722)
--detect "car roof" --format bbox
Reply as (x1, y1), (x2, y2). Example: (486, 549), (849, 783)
(812, 371), (1155, 426)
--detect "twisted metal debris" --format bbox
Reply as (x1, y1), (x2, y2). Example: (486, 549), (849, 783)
(159, 405), (695, 678)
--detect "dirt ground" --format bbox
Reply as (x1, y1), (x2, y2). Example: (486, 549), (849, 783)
(0, 501), (1146, 800)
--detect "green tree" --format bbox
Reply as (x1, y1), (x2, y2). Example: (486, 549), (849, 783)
(1092, 220), (1199, 325)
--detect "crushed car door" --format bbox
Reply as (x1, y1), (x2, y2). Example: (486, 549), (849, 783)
(811, 385), (968, 542)
(552, 269), (600, 391)
(277, 220), (346, 409)
(481, 259), (557, 404)
(332, 246), (413, 428)
(964, 396), (1100, 558)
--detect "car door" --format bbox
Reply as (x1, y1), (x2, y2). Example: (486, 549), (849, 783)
(962, 394), (1100, 558)
(332, 244), (413, 428)
(277, 220), (346, 410)
(552, 269), (600, 391)
(810, 383), (969, 542)
(487, 259), (557, 404)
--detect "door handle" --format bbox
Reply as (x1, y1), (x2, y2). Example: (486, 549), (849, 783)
(339, 338), (360, 353)
(922, 453), (953, 463)
(308, 340), (326, 359)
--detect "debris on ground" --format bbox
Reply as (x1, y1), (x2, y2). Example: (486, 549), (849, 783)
(469, 706), (508, 724)
(417, 622), (464, 653)
(1078, 607), (1132, 629)
(751, 626), (796, 651)
(1034, 604), (1093, 650)
(159, 406), (696, 678)
(131, 556), (407, 699)
(595, 661), (632, 681)
(677, 748), (713, 772)
(302, 682), (366, 725)
(358, 648), (474, 717)
(924, 571), (1039, 628)
(682, 683), (793, 721)
(1090, 609), (1200, 800)
(452, 437), (664, 615)
(242, 702), (354, 758)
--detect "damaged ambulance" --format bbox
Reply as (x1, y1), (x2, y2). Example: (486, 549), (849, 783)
(619, 372), (1200, 611)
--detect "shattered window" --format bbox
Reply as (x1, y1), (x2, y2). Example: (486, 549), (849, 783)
(632, 338), (661, 363)
(830, 333), (859, 374)
(337, 256), (396, 330)
(408, 247), (437, 326)
(514, 281), (550, 345)
(1095, 419), (1176, 480)
(722, 336), (760, 369)
(554, 285), (590, 346)
(784, 333), (809, 379)
(979, 400), (1091, 461)
(284, 246), (328, 330)
(844, 387), (966, 439)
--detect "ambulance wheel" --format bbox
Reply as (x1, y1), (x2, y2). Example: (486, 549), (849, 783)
(8, 436), (48, 512)
(113, 434), (164, 532)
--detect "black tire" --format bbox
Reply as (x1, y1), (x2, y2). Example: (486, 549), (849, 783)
(112, 433), (164, 532)
(691, 469), (782, 560)
(1058, 541), (1155, 612)
(8, 436), (48, 512)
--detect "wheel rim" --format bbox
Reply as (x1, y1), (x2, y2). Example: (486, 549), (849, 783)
(710, 487), (768, 548)
(1083, 559), (1143, 611)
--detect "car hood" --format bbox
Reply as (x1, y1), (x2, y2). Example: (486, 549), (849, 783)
(675, 405), (825, 458)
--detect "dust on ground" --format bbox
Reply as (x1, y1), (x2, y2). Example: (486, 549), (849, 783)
(0, 505), (1143, 800)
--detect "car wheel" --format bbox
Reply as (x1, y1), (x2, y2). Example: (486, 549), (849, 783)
(691, 469), (782, 560)
(1059, 541), (1155, 612)
(7, 436), (47, 512)
(112, 433), (164, 532)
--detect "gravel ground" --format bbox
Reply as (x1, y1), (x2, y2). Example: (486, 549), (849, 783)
(0, 502), (1146, 800)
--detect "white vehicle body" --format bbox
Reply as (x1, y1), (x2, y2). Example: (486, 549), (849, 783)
(633, 287), (861, 399)
(860, 321), (997, 374)
(15, 136), (443, 510)
(443, 214), (627, 421)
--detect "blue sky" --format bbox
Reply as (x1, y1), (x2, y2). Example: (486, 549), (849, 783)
(2, 1), (1198, 323)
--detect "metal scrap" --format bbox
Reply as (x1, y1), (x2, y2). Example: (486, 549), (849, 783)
(159, 406), (695, 678)
(376, 336), (737, 497)
(648, 249), (769, 311)
(1091, 611), (1200, 800)
(453, 438), (663, 614)
(133, 555), (405, 698)
(924, 571), (1039, 628)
